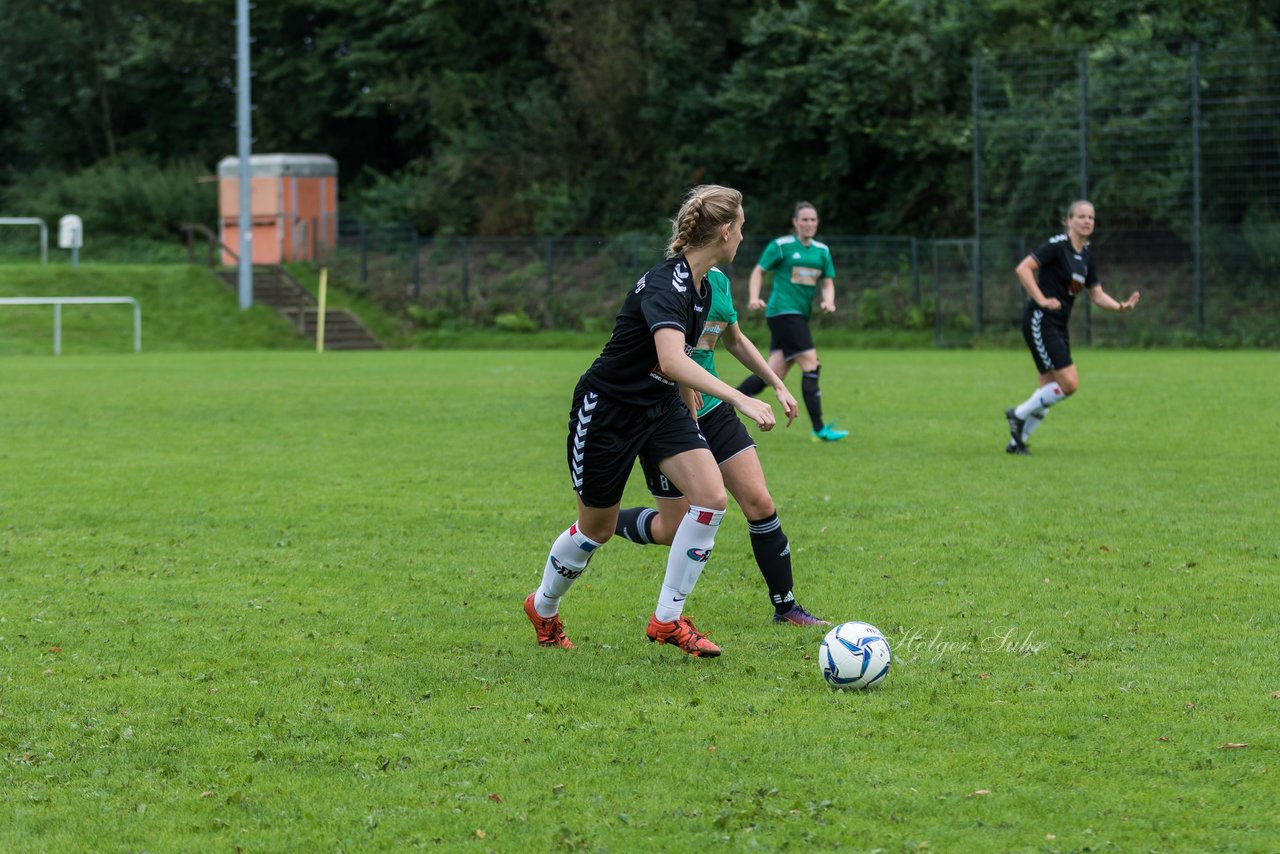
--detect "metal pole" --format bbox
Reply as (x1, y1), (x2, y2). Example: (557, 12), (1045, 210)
(235, 0), (253, 309)
(39, 221), (48, 265)
(933, 242), (943, 348)
(546, 238), (555, 295)
(971, 54), (983, 335)
(411, 228), (421, 301)
(1079, 48), (1092, 345)
(53, 304), (61, 355)
(910, 237), (920, 304)
(359, 222), (368, 283)
(1191, 41), (1204, 337)
(460, 237), (470, 301)
(1078, 49), (1089, 199)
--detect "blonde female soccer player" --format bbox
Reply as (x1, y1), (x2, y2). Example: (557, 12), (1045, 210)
(524, 185), (783, 657)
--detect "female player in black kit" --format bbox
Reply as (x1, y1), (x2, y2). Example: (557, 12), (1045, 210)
(1004, 200), (1140, 454)
(524, 185), (790, 657)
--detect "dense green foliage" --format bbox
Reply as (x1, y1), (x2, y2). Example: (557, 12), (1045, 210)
(2, 349), (1277, 848)
(1, 1), (1274, 238)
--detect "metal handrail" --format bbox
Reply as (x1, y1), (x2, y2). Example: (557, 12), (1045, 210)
(180, 223), (238, 267)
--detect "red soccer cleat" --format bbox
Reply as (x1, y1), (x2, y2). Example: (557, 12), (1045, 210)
(524, 593), (574, 649)
(646, 614), (722, 657)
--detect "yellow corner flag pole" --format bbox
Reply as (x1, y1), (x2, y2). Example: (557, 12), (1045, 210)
(316, 268), (328, 352)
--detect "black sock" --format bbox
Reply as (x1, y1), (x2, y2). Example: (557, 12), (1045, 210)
(748, 512), (795, 612)
(737, 375), (767, 398)
(615, 507), (656, 544)
(801, 368), (824, 432)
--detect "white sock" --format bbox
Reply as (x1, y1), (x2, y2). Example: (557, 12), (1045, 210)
(1022, 408), (1047, 442)
(655, 505), (724, 623)
(1014, 382), (1065, 420)
(534, 523), (603, 617)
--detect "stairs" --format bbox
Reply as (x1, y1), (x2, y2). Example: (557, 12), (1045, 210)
(217, 267), (381, 350)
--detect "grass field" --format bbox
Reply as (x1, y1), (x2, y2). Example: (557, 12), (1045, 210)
(1, 348), (1277, 851)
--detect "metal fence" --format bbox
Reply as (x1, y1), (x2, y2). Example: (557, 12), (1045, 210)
(309, 36), (1279, 347)
(955, 35), (1280, 348)
(317, 226), (938, 336)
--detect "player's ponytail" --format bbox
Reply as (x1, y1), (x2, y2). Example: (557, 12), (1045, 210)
(666, 185), (743, 258)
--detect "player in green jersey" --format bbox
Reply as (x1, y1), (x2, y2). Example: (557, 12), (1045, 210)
(736, 202), (849, 442)
(615, 267), (830, 626)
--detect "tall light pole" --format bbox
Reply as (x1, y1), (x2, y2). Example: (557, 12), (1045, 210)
(236, 0), (253, 309)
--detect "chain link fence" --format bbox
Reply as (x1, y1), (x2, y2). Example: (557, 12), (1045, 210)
(311, 36), (1278, 347)
(943, 35), (1280, 348)
(317, 227), (937, 337)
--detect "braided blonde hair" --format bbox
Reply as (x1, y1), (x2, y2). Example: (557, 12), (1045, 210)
(666, 185), (743, 258)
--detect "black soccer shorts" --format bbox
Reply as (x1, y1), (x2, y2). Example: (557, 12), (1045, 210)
(641, 401), (756, 500)
(566, 382), (709, 508)
(1022, 305), (1073, 374)
(766, 314), (817, 360)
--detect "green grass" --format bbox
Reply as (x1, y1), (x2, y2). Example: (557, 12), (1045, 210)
(0, 263), (310, 355)
(1, 349), (1277, 851)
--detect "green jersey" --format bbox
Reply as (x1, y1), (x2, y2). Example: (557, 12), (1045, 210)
(758, 235), (836, 320)
(691, 266), (738, 418)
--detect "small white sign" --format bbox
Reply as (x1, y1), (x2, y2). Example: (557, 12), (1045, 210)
(58, 214), (83, 249)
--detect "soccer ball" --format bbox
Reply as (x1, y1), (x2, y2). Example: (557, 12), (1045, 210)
(819, 621), (891, 690)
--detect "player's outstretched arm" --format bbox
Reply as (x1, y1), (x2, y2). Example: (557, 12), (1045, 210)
(721, 323), (798, 426)
(655, 328), (776, 431)
(1088, 286), (1141, 312)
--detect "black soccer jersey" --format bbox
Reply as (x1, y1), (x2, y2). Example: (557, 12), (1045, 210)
(580, 256), (709, 407)
(1029, 233), (1099, 320)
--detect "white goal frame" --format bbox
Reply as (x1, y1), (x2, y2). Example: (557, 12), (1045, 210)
(0, 296), (141, 354)
(0, 217), (49, 264)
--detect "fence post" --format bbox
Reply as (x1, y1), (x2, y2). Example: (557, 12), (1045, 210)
(411, 228), (421, 302)
(932, 241), (943, 348)
(1191, 41), (1204, 337)
(910, 237), (921, 304)
(1079, 48), (1093, 345)
(359, 222), (368, 284)
(546, 238), (555, 296)
(971, 54), (983, 335)
(460, 237), (470, 302)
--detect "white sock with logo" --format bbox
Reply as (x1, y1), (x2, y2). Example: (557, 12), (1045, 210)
(534, 523), (603, 617)
(654, 505), (724, 623)
(1014, 382), (1065, 420)
(1022, 409), (1047, 442)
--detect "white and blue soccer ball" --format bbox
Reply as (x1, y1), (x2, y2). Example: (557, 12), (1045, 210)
(819, 621), (891, 690)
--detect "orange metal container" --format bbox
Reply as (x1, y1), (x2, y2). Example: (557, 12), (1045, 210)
(217, 154), (338, 265)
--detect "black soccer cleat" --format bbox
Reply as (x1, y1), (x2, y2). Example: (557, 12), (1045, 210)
(1005, 438), (1030, 456)
(1005, 408), (1027, 451)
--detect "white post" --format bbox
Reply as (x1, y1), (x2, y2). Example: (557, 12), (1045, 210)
(53, 303), (61, 355)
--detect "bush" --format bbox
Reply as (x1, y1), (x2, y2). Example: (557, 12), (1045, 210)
(0, 155), (215, 243)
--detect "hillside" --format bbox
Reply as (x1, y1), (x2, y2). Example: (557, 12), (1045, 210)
(0, 264), (311, 356)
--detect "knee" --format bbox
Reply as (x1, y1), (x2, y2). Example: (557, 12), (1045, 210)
(1057, 376), (1079, 395)
(576, 521), (615, 544)
(688, 487), (728, 512)
(734, 486), (774, 520)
